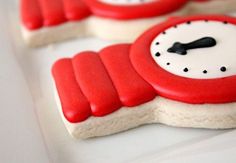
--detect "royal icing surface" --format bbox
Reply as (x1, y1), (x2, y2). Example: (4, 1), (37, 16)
(21, 0), (188, 30)
(150, 20), (236, 79)
(21, 0), (90, 30)
(99, 0), (154, 5)
(86, 0), (188, 19)
(52, 59), (91, 122)
(100, 45), (156, 106)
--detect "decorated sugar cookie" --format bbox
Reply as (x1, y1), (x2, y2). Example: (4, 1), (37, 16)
(52, 15), (236, 139)
(20, 0), (188, 46)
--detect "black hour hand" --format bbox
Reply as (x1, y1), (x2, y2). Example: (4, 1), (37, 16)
(167, 37), (217, 55)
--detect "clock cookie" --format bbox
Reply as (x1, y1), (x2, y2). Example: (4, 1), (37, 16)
(21, 0), (188, 46)
(52, 15), (236, 139)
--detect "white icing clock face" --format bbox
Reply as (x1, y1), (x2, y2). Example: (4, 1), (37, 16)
(150, 20), (236, 79)
(99, 0), (155, 5)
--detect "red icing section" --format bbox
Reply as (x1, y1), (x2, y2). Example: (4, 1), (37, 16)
(63, 0), (91, 21)
(38, 0), (67, 26)
(85, 0), (188, 19)
(52, 59), (91, 123)
(72, 52), (122, 116)
(21, 0), (188, 30)
(130, 15), (236, 104)
(193, 0), (210, 2)
(21, 0), (43, 30)
(100, 44), (156, 106)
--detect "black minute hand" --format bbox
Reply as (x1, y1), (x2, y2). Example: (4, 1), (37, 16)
(167, 37), (217, 55)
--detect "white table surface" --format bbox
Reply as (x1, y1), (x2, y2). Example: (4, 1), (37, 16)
(0, 7), (50, 163)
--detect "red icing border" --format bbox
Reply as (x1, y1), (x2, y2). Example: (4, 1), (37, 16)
(130, 15), (236, 104)
(85, 0), (188, 19)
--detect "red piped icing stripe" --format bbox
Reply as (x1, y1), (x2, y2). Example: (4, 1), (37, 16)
(72, 52), (122, 117)
(38, 0), (67, 26)
(100, 44), (156, 107)
(21, 0), (91, 30)
(21, 0), (43, 30)
(52, 59), (91, 123)
(63, 0), (91, 21)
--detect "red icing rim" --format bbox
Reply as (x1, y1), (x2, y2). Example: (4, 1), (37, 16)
(85, 0), (188, 19)
(130, 15), (236, 104)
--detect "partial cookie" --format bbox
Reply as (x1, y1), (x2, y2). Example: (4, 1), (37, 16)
(20, 0), (188, 46)
(20, 0), (236, 47)
(52, 15), (236, 139)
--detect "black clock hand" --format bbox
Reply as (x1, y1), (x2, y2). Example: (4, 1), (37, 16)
(167, 37), (217, 55)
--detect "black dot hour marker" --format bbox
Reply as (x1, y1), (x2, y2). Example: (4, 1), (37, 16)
(183, 68), (188, 72)
(223, 21), (228, 24)
(220, 66), (227, 72)
(162, 31), (166, 34)
(174, 25), (178, 28)
(205, 20), (208, 22)
(167, 37), (216, 55)
(203, 70), (207, 74)
(186, 21), (191, 24)
(166, 62), (170, 65)
(155, 52), (161, 57)
(155, 42), (160, 45)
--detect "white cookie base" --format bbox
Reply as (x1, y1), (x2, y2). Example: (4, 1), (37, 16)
(86, 15), (178, 42)
(55, 91), (236, 139)
(22, 9), (187, 47)
(21, 20), (88, 47)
